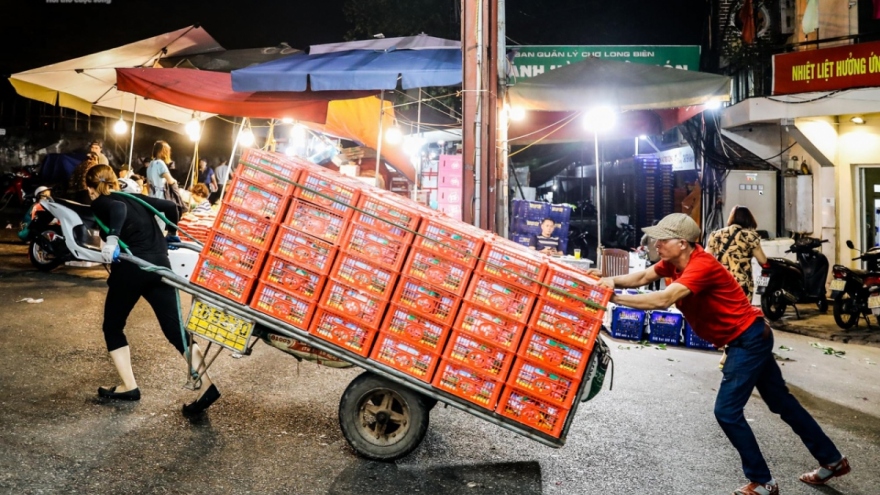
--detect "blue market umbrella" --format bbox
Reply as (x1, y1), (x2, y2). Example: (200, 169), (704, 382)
(230, 48), (462, 92)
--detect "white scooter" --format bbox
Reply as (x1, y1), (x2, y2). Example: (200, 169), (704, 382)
(39, 196), (200, 279)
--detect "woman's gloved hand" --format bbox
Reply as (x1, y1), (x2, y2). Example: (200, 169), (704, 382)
(102, 235), (120, 263)
(165, 235), (181, 250)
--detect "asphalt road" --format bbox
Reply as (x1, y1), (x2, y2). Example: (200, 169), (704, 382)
(1, 231), (878, 495)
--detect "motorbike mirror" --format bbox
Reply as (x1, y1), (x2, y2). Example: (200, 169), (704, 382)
(846, 240), (855, 249)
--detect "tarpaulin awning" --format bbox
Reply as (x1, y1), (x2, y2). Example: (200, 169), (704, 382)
(309, 34), (460, 54)
(508, 56), (730, 112)
(231, 48), (462, 92)
(9, 26), (223, 128)
(114, 67), (415, 181)
(116, 68), (376, 123)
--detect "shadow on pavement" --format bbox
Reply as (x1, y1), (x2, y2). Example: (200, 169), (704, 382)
(327, 460), (542, 495)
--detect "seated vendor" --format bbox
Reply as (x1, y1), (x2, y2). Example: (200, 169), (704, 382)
(185, 183), (213, 217)
(529, 217), (562, 255)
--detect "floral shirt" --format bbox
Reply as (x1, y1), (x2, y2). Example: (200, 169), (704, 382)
(707, 224), (762, 298)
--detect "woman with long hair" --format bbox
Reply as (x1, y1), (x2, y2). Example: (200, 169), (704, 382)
(87, 164), (219, 416)
(145, 140), (178, 199)
(707, 206), (768, 300)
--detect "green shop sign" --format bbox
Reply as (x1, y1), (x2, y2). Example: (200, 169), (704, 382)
(510, 45), (701, 81)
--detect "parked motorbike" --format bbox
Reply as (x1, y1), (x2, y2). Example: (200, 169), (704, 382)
(0, 166), (36, 211)
(757, 237), (829, 320)
(830, 240), (880, 329)
(25, 198), (104, 271)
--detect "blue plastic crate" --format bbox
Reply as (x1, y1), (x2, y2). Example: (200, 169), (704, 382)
(609, 306), (646, 340)
(511, 200), (551, 220)
(510, 233), (533, 248)
(648, 311), (683, 345)
(684, 323), (717, 350)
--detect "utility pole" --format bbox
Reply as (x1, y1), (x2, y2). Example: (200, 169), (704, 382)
(461, 0), (499, 232)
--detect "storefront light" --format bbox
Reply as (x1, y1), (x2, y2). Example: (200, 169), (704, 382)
(509, 106), (526, 121)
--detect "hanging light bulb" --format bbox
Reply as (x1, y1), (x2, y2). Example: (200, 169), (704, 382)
(238, 127), (255, 147)
(281, 117), (294, 124)
(113, 117), (128, 135)
(384, 125), (402, 145)
(509, 106), (526, 121)
(185, 119), (201, 142)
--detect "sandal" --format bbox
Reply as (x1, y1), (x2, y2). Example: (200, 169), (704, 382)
(800, 457), (850, 485)
(733, 482), (778, 495)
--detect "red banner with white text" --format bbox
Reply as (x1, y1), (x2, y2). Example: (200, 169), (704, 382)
(772, 41), (880, 95)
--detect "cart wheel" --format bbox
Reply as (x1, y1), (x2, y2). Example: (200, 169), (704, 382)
(338, 371), (430, 461)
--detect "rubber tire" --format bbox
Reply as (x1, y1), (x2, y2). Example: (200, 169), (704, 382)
(817, 298), (829, 314)
(761, 278), (787, 321)
(338, 371), (429, 462)
(28, 235), (63, 272)
(833, 292), (861, 330)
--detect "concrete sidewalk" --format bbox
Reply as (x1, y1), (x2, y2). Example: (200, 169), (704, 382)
(766, 304), (880, 347)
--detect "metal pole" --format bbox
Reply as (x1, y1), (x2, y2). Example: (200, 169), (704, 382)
(127, 97), (138, 166)
(496, 0), (508, 237)
(375, 90), (385, 188)
(473, 0), (484, 228)
(595, 132), (602, 272)
(220, 118), (246, 202)
(413, 89), (421, 201)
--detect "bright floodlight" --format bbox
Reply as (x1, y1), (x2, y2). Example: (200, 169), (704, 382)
(290, 124), (308, 147)
(509, 106), (526, 121)
(385, 125), (403, 145)
(402, 136), (424, 155)
(639, 134), (648, 140)
(238, 127), (255, 148)
(113, 118), (128, 135)
(583, 106), (616, 132)
(281, 117), (294, 124)
(284, 145), (296, 156)
(705, 99), (722, 110)
(185, 119), (201, 142)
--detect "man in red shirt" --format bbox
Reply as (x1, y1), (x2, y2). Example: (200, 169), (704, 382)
(597, 213), (849, 495)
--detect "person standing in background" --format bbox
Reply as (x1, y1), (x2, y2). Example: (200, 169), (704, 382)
(211, 159), (230, 204)
(146, 141), (177, 200)
(89, 141), (109, 166)
(707, 206), (768, 300)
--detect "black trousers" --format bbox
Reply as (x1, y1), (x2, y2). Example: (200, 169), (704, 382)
(102, 257), (185, 355)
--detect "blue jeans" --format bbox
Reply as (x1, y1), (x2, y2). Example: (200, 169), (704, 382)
(714, 319), (842, 483)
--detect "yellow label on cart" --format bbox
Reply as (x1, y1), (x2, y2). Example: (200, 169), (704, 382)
(186, 299), (255, 352)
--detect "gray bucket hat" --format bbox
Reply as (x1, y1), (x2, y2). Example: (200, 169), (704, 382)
(641, 213), (702, 242)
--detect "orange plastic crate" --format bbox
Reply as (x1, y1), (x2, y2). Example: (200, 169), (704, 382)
(339, 222), (410, 272)
(496, 386), (569, 438)
(381, 304), (449, 353)
(508, 358), (581, 408)
(329, 251), (398, 300)
(239, 148), (304, 172)
(284, 199), (349, 245)
(319, 278), (388, 330)
(370, 331), (441, 382)
(309, 307), (378, 357)
(518, 327), (589, 379)
(260, 255), (326, 302)
(453, 302), (525, 352)
(529, 298), (603, 350)
(293, 168), (360, 218)
(401, 247), (472, 297)
(192, 257), (258, 304)
(351, 192), (422, 242)
(203, 231), (268, 276)
(541, 263), (612, 316)
(476, 241), (547, 294)
(214, 203), (278, 249)
(432, 359), (503, 409)
(443, 330), (515, 380)
(224, 177), (289, 220)
(270, 226), (338, 275)
(413, 217), (485, 268)
(391, 276), (460, 326)
(463, 273), (537, 325)
(235, 160), (300, 196)
(250, 281), (316, 329)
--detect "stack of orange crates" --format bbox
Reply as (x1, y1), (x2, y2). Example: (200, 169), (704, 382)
(189, 150), (616, 439)
(496, 261), (612, 438)
(192, 149), (303, 304)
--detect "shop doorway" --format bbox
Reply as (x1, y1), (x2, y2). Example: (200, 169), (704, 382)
(860, 166), (880, 250)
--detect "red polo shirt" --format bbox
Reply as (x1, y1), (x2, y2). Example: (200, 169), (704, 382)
(653, 245), (763, 347)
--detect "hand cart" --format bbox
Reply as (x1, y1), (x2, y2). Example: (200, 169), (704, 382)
(121, 246), (609, 462)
